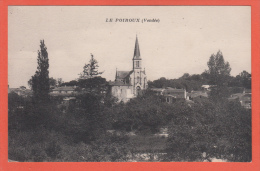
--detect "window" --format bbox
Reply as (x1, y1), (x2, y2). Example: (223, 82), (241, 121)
(136, 61), (139, 67)
(136, 86), (141, 96)
(137, 76), (140, 83)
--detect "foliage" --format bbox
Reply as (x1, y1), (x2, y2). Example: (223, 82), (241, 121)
(8, 87), (251, 162)
(205, 50), (234, 100)
(148, 74), (209, 92)
(56, 78), (64, 87)
(209, 85), (231, 101)
(165, 99), (251, 162)
(8, 128), (132, 162)
(29, 77), (63, 89)
(49, 77), (57, 87)
(78, 76), (107, 93)
(105, 91), (170, 133)
(228, 70), (251, 89)
(60, 80), (78, 87)
(30, 40), (50, 102)
(79, 54), (103, 79)
(207, 50), (231, 86)
(8, 92), (25, 111)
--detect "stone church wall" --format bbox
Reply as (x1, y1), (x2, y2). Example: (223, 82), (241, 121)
(111, 85), (134, 103)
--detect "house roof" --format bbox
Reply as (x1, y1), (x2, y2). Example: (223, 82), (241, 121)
(116, 71), (132, 79)
(52, 86), (76, 91)
(228, 96), (239, 100)
(109, 81), (131, 86)
(230, 93), (244, 98)
(228, 93), (251, 101)
(150, 88), (164, 92)
(151, 87), (185, 93)
(164, 87), (186, 92)
(187, 91), (208, 98)
(8, 88), (32, 96)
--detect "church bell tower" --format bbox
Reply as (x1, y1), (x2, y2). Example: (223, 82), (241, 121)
(133, 36), (142, 71)
(132, 36), (143, 95)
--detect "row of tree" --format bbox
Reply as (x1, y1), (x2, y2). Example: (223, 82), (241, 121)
(149, 51), (251, 93)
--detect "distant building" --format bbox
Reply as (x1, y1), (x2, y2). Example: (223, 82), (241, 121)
(228, 91), (251, 109)
(8, 87), (32, 97)
(109, 36), (148, 102)
(187, 91), (208, 101)
(150, 87), (187, 103)
(201, 85), (216, 91)
(51, 86), (77, 96)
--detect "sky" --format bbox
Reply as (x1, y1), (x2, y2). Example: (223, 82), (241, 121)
(8, 6), (251, 88)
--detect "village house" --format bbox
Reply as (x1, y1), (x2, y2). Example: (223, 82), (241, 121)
(109, 36), (148, 102)
(187, 90), (208, 101)
(150, 87), (187, 103)
(8, 86), (32, 97)
(50, 86), (78, 96)
(201, 85), (216, 91)
(228, 89), (251, 109)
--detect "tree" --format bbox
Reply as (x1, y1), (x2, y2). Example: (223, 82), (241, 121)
(180, 73), (190, 80)
(61, 80), (78, 87)
(206, 51), (232, 101)
(29, 77), (61, 89)
(49, 77), (57, 87)
(207, 50), (231, 86)
(239, 70), (251, 89)
(57, 78), (64, 87)
(79, 54), (103, 79)
(19, 86), (26, 90)
(28, 79), (33, 89)
(228, 70), (251, 90)
(30, 40), (50, 102)
(165, 99), (251, 162)
(78, 77), (107, 93)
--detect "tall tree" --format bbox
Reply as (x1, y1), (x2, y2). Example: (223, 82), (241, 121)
(207, 50), (231, 86)
(207, 51), (232, 100)
(31, 40), (50, 102)
(79, 54), (103, 79)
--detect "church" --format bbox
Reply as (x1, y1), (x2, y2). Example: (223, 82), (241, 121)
(109, 36), (148, 102)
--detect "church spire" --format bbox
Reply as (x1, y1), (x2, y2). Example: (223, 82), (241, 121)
(133, 35), (141, 59)
(115, 68), (118, 80)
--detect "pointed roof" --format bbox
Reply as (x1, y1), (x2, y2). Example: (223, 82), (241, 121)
(116, 71), (133, 79)
(133, 36), (141, 59)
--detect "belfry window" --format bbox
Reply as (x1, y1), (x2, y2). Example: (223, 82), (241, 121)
(136, 61), (139, 67)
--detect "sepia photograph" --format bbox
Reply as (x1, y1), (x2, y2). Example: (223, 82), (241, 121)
(8, 6), (251, 162)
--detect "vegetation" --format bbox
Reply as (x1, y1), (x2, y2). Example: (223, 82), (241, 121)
(148, 53), (250, 99)
(9, 49), (251, 162)
(165, 99), (251, 162)
(29, 40), (50, 102)
(79, 53), (103, 79)
(207, 50), (231, 86)
(8, 88), (251, 162)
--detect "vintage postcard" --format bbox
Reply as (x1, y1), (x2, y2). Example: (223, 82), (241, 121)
(1, 1), (260, 171)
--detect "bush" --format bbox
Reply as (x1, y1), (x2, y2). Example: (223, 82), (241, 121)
(165, 99), (251, 162)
